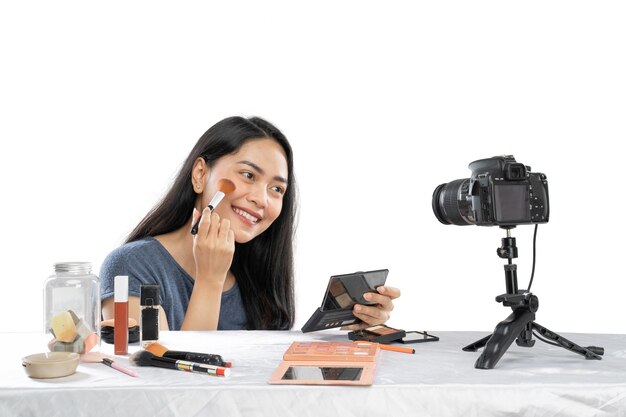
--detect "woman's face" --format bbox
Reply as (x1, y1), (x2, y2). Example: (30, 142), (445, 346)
(199, 138), (289, 243)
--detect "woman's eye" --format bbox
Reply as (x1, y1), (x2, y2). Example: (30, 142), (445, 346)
(242, 171), (254, 180)
(271, 185), (285, 195)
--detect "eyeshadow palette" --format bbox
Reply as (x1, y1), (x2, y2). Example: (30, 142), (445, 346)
(283, 341), (379, 362)
(300, 269), (389, 333)
(268, 341), (380, 386)
(347, 324), (407, 344)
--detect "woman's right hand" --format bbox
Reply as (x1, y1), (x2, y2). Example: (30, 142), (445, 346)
(191, 207), (235, 286)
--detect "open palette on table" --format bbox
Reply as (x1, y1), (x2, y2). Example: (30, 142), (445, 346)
(268, 341), (380, 386)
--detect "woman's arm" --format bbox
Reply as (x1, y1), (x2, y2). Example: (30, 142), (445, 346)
(180, 207), (235, 330)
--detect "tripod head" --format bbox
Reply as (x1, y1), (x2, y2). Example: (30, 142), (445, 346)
(494, 227), (525, 299)
(492, 227), (539, 313)
(497, 226), (518, 261)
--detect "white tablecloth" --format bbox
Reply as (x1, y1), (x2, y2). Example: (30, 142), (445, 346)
(2, 330), (625, 416)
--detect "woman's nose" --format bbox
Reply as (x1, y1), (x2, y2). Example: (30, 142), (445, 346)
(246, 184), (268, 208)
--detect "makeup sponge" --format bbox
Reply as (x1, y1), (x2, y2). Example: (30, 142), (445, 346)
(50, 311), (78, 343)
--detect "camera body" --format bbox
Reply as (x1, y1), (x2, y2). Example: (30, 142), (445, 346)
(432, 155), (549, 227)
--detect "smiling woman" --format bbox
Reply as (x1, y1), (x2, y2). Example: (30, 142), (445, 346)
(99, 116), (297, 331)
(99, 116), (400, 331)
(197, 139), (289, 243)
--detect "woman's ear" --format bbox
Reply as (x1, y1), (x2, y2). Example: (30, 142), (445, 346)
(191, 157), (209, 194)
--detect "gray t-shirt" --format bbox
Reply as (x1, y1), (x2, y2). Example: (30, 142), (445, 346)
(100, 237), (247, 330)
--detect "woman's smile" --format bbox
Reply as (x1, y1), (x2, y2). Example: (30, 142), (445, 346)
(232, 206), (262, 225)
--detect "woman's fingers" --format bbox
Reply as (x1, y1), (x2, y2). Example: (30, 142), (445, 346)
(347, 286), (402, 328)
(377, 286), (401, 300)
(217, 218), (231, 240)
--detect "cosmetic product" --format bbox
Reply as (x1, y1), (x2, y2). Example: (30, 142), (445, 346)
(191, 178), (236, 235)
(376, 343), (415, 354)
(145, 342), (232, 367)
(44, 262), (101, 353)
(102, 358), (139, 377)
(100, 318), (140, 345)
(140, 285), (160, 348)
(268, 341), (380, 386)
(114, 275), (128, 355)
(81, 351), (138, 377)
(347, 324), (406, 344)
(129, 350), (230, 377)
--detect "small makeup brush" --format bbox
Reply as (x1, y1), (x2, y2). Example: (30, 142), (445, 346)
(191, 178), (236, 235)
(145, 342), (232, 367)
(129, 350), (230, 377)
(81, 352), (138, 377)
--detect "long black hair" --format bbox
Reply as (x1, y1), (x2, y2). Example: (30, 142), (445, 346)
(126, 116), (296, 330)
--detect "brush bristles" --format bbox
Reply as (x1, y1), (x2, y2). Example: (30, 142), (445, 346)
(129, 350), (157, 367)
(145, 342), (168, 357)
(129, 350), (179, 370)
(216, 179), (236, 194)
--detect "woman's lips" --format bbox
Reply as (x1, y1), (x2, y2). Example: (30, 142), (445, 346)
(232, 206), (262, 224)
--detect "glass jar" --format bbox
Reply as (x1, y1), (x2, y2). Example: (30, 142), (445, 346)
(44, 262), (101, 353)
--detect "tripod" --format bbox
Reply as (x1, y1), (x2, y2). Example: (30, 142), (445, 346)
(463, 227), (604, 369)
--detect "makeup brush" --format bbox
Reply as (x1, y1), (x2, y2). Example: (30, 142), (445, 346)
(145, 342), (232, 367)
(81, 352), (138, 377)
(191, 178), (236, 235)
(129, 350), (230, 377)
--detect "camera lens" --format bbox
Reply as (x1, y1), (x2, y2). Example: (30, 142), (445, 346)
(432, 179), (474, 225)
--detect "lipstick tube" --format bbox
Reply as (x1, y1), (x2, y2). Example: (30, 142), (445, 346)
(114, 275), (129, 355)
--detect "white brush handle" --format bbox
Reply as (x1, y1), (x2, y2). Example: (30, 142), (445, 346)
(207, 191), (225, 211)
(191, 191), (227, 235)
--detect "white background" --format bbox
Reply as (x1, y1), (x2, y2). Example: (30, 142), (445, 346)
(1, 1), (624, 335)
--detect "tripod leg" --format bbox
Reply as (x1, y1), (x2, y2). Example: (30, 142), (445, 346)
(532, 322), (603, 360)
(474, 308), (535, 369)
(515, 321), (536, 347)
(463, 334), (492, 352)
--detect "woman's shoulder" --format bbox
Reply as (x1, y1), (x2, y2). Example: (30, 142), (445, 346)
(104, 237), (161, 260)
(100, 237), (163, 279)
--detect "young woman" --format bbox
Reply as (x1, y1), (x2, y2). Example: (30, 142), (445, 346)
(100, 116), (400, 330)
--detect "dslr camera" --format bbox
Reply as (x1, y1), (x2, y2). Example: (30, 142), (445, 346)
(432, 155), (549, 227)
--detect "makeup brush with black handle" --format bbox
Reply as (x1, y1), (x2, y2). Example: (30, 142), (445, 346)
(129, 350), (230, 377)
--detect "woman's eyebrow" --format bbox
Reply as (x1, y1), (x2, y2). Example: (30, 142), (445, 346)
(237, 160), (288, 184)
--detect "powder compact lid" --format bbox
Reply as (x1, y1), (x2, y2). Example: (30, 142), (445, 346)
(140, 284), (160, 306)
(22, 352), (80, 379)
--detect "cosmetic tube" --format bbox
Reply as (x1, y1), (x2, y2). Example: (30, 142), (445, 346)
(140, 284), (160, 347)
(114, 275), (128, 355)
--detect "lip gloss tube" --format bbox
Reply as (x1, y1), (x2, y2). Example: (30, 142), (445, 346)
(114, 275), (129, 355)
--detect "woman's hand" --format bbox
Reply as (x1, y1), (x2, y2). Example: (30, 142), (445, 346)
(191, 207), (235, 286)
(342, 286), (402, 330)
(181, 207), (235, 330)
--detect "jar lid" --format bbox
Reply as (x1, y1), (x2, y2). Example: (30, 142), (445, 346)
(140, 284), (160, 306)
(54, 262), (92, 273)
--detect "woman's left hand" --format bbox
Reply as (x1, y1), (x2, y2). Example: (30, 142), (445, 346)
(342, 286), (402, 330)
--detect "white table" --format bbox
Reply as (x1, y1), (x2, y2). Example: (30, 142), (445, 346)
(2, 330), (625, 416)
